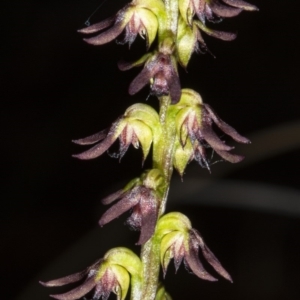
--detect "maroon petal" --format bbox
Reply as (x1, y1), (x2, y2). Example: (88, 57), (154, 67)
(196, 22), (237, 41)
(201, 124), (234, 151)
(168, 73), (182, 104)
(72, 130), (107, 145)
(128, 67), (154, 95)
(205, 104), (250, 143)
(136, 191), (158, 245)
(39, 270), (87, 287)
(209, 1), (242, 17)
(202, 244), (233, 281)
(184, 245), (218, 281)
(101, 190), (127, 205)
(49, 276), (96, 300)
(191, 229), (232, 282)
(99, 192), (140, 226)
(72, 135), (117, 160)
(222, 0), (259, 11)
(78, 17), (115, 34)
(214, 149), (244, 163)
(83, 22), (125, 45)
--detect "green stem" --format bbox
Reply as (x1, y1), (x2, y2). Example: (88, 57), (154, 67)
(140, 94), (177, 300)
(154, 95), (176, 215)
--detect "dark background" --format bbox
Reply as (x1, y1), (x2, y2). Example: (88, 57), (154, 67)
(1, 0), (300, 299)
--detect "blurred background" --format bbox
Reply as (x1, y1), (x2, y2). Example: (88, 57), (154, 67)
(1, 0), (300, 299)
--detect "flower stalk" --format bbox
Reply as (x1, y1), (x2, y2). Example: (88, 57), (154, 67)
(42, 1), (257, 299)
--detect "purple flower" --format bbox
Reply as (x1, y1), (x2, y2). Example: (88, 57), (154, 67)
(72, 119), (131, 161)
(100, 185), (159, 245)
(159, 213), (232, 282)
(119, 51), (181, 104)
(72, 103), (158, 162)
(175, 89), (250, 171)
(99, 169), (163, 245)
(40, 248), (139, 300)
(78, 4), (158, 48)
(40, 259), (121, 300)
